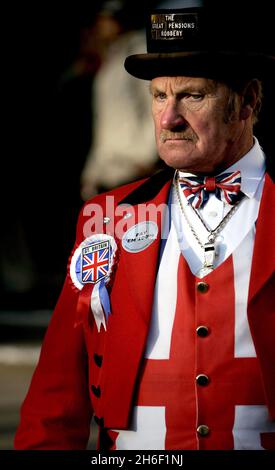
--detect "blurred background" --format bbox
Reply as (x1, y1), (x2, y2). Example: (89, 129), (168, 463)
(1, 0), (274, 450)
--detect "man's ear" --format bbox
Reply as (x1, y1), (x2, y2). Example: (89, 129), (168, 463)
(240, 79), (261, 120)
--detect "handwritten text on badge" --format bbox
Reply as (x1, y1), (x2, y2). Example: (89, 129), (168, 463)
(122, 221), (158, 253)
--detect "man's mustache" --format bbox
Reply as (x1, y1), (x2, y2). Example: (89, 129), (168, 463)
(160, 130), (198, 143)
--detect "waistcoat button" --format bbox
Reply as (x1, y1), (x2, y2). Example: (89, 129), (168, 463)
(197, 424), (210, 437)
(196, 282), (209, 293)
(196, 325), (209, 337)
(196, 374), (210, 386)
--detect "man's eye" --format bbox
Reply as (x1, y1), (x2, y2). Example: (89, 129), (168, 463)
(155, 93), (166, 101)
(188, 94), (204, 101)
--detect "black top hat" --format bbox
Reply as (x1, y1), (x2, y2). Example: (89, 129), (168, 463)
(124, 2), (275, 81)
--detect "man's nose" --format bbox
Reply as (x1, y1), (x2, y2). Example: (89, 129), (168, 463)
(160, 101), (185, 130)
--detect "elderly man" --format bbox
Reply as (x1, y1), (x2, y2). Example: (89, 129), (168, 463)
(15, 2), (275, 450)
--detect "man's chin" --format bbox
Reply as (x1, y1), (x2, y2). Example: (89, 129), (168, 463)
(161, 159), (189, 171)
(159, 151), (194, 171)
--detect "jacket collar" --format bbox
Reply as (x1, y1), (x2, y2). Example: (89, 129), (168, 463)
(118, 168), (174, 206)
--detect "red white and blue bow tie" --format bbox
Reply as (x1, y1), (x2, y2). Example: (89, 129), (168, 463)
(179, 170), (243, 209)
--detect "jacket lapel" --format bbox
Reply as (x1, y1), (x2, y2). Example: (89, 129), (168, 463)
(248, 173), (275, 302)
(247, 174), (275, 419)
(115, 180), (172, 322)
(98, 170), (173, 427)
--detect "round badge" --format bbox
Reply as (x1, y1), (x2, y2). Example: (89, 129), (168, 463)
(122, 221), (158, 253)
(70, 234), (117, 290)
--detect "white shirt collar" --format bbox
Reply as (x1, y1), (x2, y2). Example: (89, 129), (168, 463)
(177, 137), (266, 199)
(219, 137), (266, 198)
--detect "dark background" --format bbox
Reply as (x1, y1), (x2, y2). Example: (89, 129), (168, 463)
(3, 2), (110, 310)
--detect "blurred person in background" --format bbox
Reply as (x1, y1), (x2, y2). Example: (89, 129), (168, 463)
(14, 0), (275, 451)
(80, 0), (160, 200)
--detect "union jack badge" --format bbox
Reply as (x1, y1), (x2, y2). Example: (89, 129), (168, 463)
(81, 240), (110, 284)
(70, 234), (118, 331)
(70, 234), (117, 291)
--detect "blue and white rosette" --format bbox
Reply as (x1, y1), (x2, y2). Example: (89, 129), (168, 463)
(70, 234), (117, 332)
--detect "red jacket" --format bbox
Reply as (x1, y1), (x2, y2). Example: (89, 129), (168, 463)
(14, 170), (275, 449)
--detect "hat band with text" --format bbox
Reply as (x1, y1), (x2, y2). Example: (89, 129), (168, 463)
(147, 10), (201, 52)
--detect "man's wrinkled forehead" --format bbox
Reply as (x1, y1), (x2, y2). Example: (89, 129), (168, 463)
(150, 76), (219, 94)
